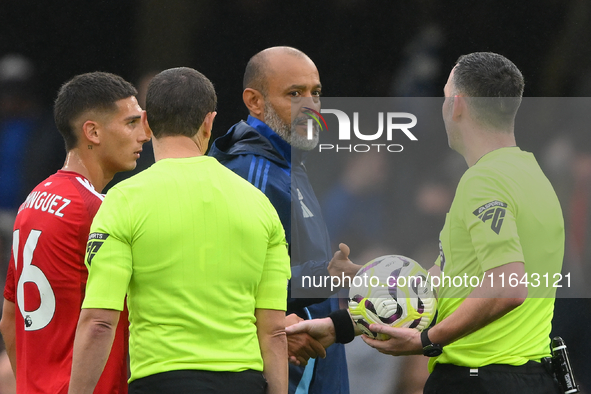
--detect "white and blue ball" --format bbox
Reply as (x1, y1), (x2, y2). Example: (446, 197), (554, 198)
(348, 255), (437, 340)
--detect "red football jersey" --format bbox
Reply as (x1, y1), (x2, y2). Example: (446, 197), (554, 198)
(4, 170), (128, 394)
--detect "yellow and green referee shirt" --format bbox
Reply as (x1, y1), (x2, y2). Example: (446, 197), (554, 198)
(83, 156), (291, 382)
(431, 147), (564, 371)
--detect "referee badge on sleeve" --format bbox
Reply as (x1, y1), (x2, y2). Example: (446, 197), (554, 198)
(86, 232), (109, 266)
(472, 200), (507, 235)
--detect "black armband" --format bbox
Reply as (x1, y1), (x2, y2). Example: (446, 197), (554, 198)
(328, 309), (355, 344)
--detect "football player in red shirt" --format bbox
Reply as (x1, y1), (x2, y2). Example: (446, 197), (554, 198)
(0, 72), (151, 393)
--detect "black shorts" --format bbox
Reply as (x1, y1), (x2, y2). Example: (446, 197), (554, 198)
(129, 369), (267, 394)
(424, 361), (562, 394)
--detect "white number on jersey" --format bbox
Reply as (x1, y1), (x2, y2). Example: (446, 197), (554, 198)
(14, 229), (56, 331)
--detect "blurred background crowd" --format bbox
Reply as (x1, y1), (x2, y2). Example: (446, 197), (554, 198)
(1, 0), (590, 393)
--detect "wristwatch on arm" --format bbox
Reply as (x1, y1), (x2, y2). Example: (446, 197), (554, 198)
(421, 327), (443, 357)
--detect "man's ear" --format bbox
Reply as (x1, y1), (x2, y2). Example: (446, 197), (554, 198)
(142, 111), (154, 139)
(452, 94), (465, 122)
(201, 111), (217, 139)
(82, 120), (100, 146)
(243, 88), (264, 119)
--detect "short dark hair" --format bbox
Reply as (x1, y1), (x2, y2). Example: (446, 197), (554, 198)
(146, 67), (217, 138)
(243, 46), (307, 95)
(54, 72), (137, 151)
(453, 52), (524, 129)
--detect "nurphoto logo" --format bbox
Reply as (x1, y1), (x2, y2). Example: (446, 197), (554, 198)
(303, 106), (328, 140)
(303, 102), (418, 153)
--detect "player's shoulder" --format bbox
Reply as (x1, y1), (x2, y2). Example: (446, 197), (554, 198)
(18, 171), (103, 216)
(12, 174), (99, 241)
(61, 172), (105, 214)
(70, 175), (104, 200)
(43, 170), (103, 197)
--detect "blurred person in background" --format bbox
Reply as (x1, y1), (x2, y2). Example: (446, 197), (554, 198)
(0, 54), (66, 394)
(320, 153), (397, 394)
(0, 54), (64, 289)
(543, 130), (591, 393)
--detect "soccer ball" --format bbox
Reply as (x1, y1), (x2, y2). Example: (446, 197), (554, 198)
(348, 255), (437, 340)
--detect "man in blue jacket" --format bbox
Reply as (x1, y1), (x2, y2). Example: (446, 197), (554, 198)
(209, 46), (360, 394)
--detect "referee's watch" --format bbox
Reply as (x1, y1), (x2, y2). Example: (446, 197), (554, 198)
(421, 328), (443, 357)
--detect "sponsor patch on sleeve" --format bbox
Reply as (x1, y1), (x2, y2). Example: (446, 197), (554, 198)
(86, 232), (109, 266)
(472, 200), (507, 234)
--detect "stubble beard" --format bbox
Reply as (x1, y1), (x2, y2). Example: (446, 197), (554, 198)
(263, 101), (319, 151)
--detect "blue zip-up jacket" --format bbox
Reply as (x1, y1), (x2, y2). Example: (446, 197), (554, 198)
(209, 116), (349, 394)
